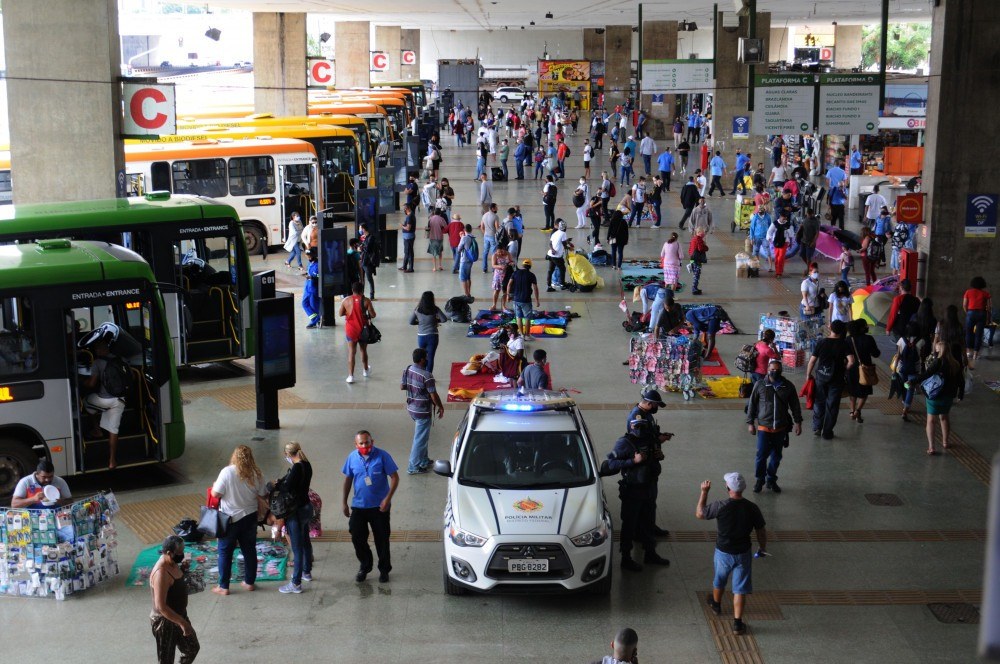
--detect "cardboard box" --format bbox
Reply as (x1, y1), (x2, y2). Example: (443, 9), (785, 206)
(782, 349), (805, 368)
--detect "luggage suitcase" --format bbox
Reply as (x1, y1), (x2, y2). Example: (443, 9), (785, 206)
(491, 166), (507, 181)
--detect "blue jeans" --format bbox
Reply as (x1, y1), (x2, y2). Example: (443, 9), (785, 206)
(516, 160), (525, 179)
(417, 333), (440, 373)
(452, 246), (461, 272)
(482, 236), (497, 272)
(285, 503), (314, 585)
(800, 244), (816, 267)
(476, 157), (485, 179)
(501, 159), (508, 179)
(647, 288), (667, 332)
(840, 267), (850, 283)
(217, 513), (258, 589)
(286, 242), (303, 267)
(620, 166), (632, 185)
(812, 381), (843, 437)
(459, 261), (472, 282)
(535, 161), (544, 178)
(966, 309), (988, 352)
(408, 416), (432, 472)
(628, 202), (645, 227)
(610, 242), (625, 268)
(642, 154), (651, 175)
(902, 373), (919, 407)
(652, 200), (662, 226)
(754, 429), (787, 483)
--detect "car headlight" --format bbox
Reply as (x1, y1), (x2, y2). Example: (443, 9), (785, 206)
(448, 523), (487, 547)
(571, 523), (608, 547)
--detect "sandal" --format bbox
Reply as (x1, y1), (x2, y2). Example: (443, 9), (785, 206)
(855, 413), (864, 423)
(926, 449), (939, 456)
(849, 410), (857, 420)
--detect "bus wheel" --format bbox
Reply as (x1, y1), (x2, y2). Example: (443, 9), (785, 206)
(0, 439), (38, 496)
(243, 224), (265, 254)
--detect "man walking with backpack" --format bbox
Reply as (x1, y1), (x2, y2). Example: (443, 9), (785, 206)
(456, 224), (478, 298)
(806, 320), (854, 440)
(82, 336), (128, 469)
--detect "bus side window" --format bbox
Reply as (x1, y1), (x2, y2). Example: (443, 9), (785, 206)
(0, 295), (37, 376)
(229, 156), (274, 196)
(150, 162), (171, 191)
(172, 158), (226, 198)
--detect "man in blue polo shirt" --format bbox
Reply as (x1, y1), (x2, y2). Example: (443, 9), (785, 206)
(342, 430), (400, 583)
(825, 158), (847, 197)
(730, 150), (751, 196)
(708, 151), (727, 197)
(849, 145), (863, 175)
(657, 147), (676, 192)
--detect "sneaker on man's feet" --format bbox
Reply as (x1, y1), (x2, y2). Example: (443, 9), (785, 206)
(346, 375), (355, 384)
(355, 569), (370, 582)
(733, 619), (747, 635)
(691, 289), (703, 295)
(301, 573), (312, 582)
(766, 481), (782, 493)
(363, 365), (372, 378)
(378, 571), (390, 583)
(753, 480), (764, 494)
(546, 287), (556, 292)
(620, 557), (643, 572)
(643, 553), (670, 566)
(278, 582), (302, 594)
(707, 595), (722, 616)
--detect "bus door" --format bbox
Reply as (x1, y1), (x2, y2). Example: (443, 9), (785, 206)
(279, 162), (316, 231)
(173, 230), (245, 365)
(315, 138), (357, 219)
(67, 291), (166, 471)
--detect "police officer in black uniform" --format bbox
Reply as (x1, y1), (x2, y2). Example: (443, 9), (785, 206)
(626, 388), (673, 537)
(606, 400), (672, 572)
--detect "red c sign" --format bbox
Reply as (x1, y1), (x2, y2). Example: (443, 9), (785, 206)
(311, 60), (332, 84)
(401, 50), (416, 66)
(130, 87), (168, 130)
(371, 52), (388, 71)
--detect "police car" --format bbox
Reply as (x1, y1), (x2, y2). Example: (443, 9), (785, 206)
(433, 390), (613, 595)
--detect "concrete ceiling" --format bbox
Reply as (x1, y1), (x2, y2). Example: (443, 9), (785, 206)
(205, 0), (932, 30)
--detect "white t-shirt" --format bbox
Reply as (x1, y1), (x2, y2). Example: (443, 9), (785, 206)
(865, 193), (887, 219)
(770, 165), (787, 183)
(507, 335), (525, 354)
(583, 145), (593, 161)
(548, 229), (568, 258)
(212, 464), (267, 521)
(800, 277), (820, 307)
(829, 293), (854, 322)
(632, 184), (646, 203)
(696, 174), (708, 196)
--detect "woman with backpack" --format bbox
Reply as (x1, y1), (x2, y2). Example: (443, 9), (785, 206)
(609, 141), (621, 178)
(860, 228), (880, 286)
(751, 329), (781, 383)
(846, 319), (880, 424)
(607, 208), (629, 270)
(688, 228), (709, 295)
(574, 177), (590, 228)
(897, 324), (922, 422)
(766, 213), (793, 278)
(919, 340), (963, 455)
(276, 442), (313, 594)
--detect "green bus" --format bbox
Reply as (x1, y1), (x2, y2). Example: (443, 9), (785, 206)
(0, 194), (254, 367)
(0, 239), (184, 492)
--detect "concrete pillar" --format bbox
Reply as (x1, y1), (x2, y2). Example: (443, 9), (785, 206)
(921, 0), (1000, 303)
(4, 0), (123, 203)
(833, 25), (863, 70)
(583, 29), (605, 61)
(252, 13), (307, 116)
(372, 25), (402, 82)
(401, 29), (420, 81)
(712, 11), (770, 149)
(639, 21), (678, 139)
(769, 27), (789, 62)
(604, 26), (633, 109)
(335, 21), (371, 89)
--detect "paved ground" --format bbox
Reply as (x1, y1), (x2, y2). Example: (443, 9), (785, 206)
(3, 122), (995, 663)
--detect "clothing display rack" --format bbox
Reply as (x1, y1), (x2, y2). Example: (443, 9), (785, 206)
(628, 335), (704, 392)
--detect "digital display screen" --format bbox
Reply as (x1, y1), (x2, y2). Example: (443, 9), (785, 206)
(320, 231), (346, 297)
(246, 197), (277, 207)
(125, 301), (141, 310)
(260, 312), (292, 378)
(377, 168), (396, 212)
(0, 381), (45, 404)
(393, 156), (407, 191)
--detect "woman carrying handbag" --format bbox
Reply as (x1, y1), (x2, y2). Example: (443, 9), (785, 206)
(210, 445), (268, 596)
(846, 319), (881, 423)
(338, 281), (377, 384)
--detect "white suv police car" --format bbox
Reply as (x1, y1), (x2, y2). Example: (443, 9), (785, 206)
(433, 390), (613, 595)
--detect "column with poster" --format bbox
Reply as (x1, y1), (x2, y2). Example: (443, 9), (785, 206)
(752, 73), (815, 135)
(537, 61), (591, 111)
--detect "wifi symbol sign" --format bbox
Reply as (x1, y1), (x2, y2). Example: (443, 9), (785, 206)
(967, 194), (998, 234)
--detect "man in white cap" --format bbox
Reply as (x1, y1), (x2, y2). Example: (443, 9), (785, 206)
(695, 472), (767, 636)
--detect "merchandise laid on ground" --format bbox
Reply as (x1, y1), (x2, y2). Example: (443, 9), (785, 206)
(466, 309), (577, 337)
(127, 539), (288, 589)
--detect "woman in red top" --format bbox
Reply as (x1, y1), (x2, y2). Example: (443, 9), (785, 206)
(963, 276), (992, 362)
(338, 281), (377, 383)
(752, 329), (781, 383)
(688, 229), (709, 295)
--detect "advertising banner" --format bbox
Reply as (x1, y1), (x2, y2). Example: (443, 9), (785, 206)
(641, 59), (715, 94)
(818, 73), (880, 134)
(752, 74), (814, 135)
(537, 60), (591, 110)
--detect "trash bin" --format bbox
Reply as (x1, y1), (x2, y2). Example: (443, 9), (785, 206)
(380, 228), (398, 263)
(858, 191), (873, 223)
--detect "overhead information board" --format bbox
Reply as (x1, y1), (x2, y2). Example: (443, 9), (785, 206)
(752, 74), (814, 135)
(641, 59), (715, 94)
(818, 73), (880, 134)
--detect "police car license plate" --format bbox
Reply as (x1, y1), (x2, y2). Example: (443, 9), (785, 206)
(507, 559), (548, 573)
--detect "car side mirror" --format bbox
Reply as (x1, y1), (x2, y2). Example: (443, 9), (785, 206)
(598, 460), (618, 478)
(432, 459), (452, 477)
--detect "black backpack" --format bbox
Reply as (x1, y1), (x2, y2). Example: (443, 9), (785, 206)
(572, 189), (586, 208)
(267, 479), (294, 519)
(102, 356), (133, 399)
(495, 222), (510, 250)
(489, 327), (510, 350)
(445, 296), (472, 323)
(364, 237), (382, 267)
(734, 344), (759, 374)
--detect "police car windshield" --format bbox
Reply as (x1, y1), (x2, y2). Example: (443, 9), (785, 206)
(458, 431), (593, 488)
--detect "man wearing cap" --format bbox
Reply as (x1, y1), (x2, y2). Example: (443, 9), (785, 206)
(746, 360), (803, 493)
(591, 627), (639, 664)
(546, 219), (572, 292)
(696, 473), (767, 636)
(626, 390), (674, 537)
(605, 414), (671, 572)
(506, 258), (541, 340)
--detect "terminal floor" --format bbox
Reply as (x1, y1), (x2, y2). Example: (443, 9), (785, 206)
(5, 130), (996, 663)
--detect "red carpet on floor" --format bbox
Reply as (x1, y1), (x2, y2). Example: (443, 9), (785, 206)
(700, 348), (731, 376)
(447, 362), (513, 402)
